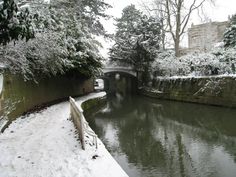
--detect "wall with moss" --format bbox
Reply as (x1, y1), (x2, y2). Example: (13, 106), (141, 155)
(81, 96), (107, 117)
(140, 76), (236, 108)
(0, 72), (94, 123)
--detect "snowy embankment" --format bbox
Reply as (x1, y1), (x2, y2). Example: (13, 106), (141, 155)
(155, 74), (236, 80)
(0, 92), (128, 177)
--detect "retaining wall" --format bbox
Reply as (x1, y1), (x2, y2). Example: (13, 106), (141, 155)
(0, 72), (94, 125)
(140, 76), (236, 108)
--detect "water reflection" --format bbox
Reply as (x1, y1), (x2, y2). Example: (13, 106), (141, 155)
(87, 94), (236, 177)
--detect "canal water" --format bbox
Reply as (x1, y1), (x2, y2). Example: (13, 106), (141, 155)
(87, 93), (236, 177)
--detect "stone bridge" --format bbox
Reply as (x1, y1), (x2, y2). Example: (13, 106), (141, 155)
(102, 66), (137, 77)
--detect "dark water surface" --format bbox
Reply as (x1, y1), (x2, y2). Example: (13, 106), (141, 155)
(87, 94), (236, 177)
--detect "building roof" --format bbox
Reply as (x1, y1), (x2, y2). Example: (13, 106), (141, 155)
(189, 21), (229, 30)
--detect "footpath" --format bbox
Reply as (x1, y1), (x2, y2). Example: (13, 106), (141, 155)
(0, 92), (128, 177)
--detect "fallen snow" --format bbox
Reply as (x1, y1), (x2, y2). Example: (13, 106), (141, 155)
(156, 74), (236, 80)
(0, 92), (128, 177)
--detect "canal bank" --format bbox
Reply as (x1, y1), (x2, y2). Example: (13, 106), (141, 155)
(0, 92), (128, 177)
(139, 75), (236, 108)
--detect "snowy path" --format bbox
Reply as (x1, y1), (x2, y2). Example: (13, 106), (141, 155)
(0, 92), (128, 177)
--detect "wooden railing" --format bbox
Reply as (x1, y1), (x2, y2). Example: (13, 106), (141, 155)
(69, 97), (98, 150)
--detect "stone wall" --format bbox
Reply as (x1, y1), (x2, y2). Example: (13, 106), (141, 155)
(140, 76), (236, 108)
(188, 21), (229, 52)
(0, 72), (94, 124)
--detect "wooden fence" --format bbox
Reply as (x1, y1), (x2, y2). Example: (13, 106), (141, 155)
(69, 97), (98, 150)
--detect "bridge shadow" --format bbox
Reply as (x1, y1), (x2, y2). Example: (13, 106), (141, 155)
(101, 71), (138, 95)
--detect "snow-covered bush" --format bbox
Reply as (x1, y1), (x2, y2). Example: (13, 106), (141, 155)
(0, 33), (70, 80)
(0, 0), (35, 45)
(224, 14), (236, 48)
(213, 47), (236, 74)
(152, 47), (236, 77)
(0, 0), (110, 80)
(180, 52), (225, 76)
(152, 50), (188, 76)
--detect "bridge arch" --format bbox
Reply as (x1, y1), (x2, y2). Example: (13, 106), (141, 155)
(100, 67), (138, 94)
(102, 67), (137, 77)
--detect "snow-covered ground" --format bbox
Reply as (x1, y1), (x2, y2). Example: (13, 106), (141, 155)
(0, 92), (128, 177)
(155, 74), (236, 80)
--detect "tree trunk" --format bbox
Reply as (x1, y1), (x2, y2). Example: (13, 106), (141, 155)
(175, 0), (182, 57)
(160, 18), (166, 50)
(175, 38), (180, 57)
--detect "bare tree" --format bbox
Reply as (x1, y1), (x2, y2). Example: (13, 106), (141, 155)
(140, 0), (214, 57)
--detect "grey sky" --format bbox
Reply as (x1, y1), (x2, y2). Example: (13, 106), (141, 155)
(103, 0), (236, 32)
(99, 0), (236, 57)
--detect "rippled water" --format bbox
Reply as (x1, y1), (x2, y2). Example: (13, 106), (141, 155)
(87, 93), (236, 177)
